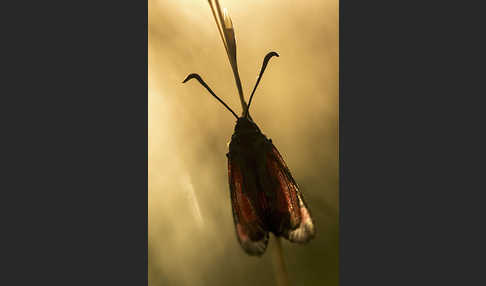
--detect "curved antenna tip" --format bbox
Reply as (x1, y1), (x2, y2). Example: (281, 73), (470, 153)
(267, 51), (279, 58)
(182, 73), (201, 84)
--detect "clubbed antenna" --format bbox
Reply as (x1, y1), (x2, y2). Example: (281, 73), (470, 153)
(246, 51), (280, 117)
(183, 73), (239, 119)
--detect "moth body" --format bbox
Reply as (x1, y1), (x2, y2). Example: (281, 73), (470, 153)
(227, 117), (315, 255)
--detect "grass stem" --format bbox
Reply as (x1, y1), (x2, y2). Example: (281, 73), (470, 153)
(272, 235), (290, 286)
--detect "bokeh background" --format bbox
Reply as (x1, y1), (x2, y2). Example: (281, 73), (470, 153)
(149, 0), (338, 285)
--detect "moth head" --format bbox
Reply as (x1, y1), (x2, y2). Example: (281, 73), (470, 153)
(234, 117), (261, 134)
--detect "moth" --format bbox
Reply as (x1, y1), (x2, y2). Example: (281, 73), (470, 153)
(183, 0), (315, 256)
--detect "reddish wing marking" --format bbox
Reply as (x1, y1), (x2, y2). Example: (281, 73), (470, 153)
(266, 143), (301, 232)
(267, 143), (316, 242)
(228, 156), (269, 256)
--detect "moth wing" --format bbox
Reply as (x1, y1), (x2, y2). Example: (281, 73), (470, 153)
(286, 191), (316, 243)
(266, 142), (316, 243)
(228, 155), (269, 256)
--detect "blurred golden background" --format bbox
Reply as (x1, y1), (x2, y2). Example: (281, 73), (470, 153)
(149, 0), (338, 285)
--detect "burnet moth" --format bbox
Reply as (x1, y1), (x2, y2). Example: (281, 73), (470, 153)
(183, 0), (315, 256)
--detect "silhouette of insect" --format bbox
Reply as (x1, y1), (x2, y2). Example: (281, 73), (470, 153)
(182, 1), (315, 256)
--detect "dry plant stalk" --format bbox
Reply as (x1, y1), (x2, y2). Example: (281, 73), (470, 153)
(207, 0), (247, 115)
(272, 235), (291, 286)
